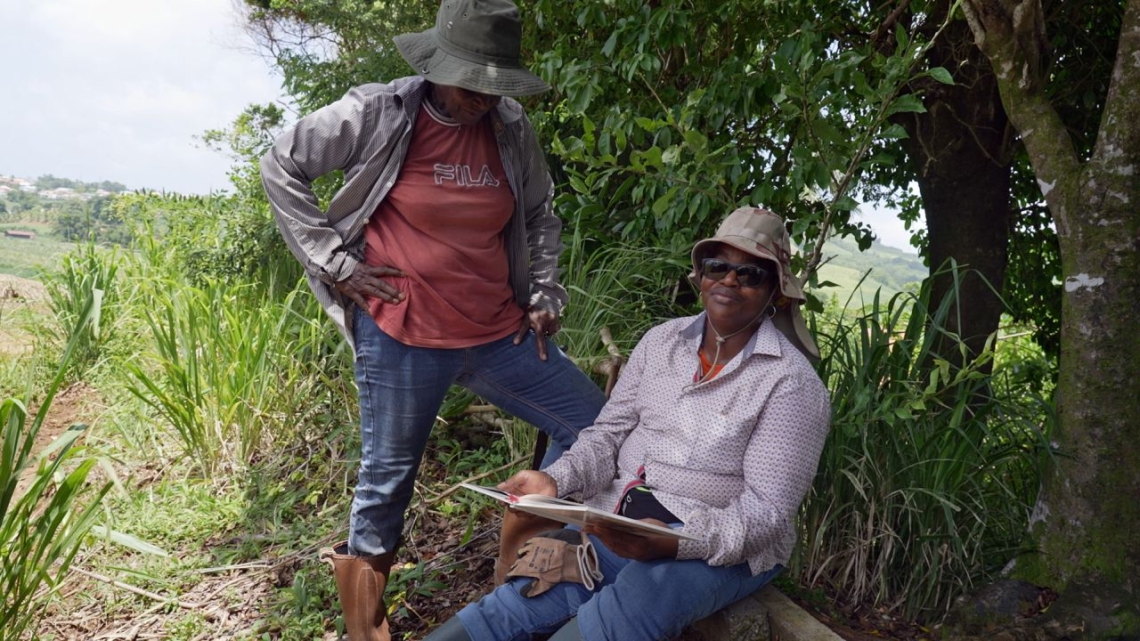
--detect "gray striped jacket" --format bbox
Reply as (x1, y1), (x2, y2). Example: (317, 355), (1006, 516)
(260, 76), (565, 346)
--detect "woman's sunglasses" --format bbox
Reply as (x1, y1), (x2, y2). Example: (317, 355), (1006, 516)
(699, 258), (771, 288)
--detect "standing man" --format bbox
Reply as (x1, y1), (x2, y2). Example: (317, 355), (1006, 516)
(260, 1), (607, 639)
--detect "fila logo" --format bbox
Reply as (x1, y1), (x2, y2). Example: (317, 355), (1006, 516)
(434, 164), (500, 187)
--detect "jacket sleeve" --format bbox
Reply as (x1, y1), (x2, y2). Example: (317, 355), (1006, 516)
(260, 87), (377, 285)
(515, 112), (568, 315)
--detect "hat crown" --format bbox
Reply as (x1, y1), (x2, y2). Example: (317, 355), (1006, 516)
(393, 0), (549, 96)
(434, 0), (523, 65)
(713, 207), (792, 267)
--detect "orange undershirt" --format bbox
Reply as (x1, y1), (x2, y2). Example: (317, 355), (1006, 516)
(362, 102), (523, 347)
(698, 348), (725, 380)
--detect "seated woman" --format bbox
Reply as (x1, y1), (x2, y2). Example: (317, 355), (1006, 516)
(427, 206), (832, 641)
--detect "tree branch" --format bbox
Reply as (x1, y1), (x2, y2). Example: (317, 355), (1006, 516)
(1092, 0), (1140, 172)
(960, 0), (1081, 233)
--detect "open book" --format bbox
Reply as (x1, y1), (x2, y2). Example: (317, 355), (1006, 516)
(460, 482), (700, 541)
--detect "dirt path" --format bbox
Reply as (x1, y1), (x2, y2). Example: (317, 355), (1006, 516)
(1, 274), (103, 503)
(1, 273), (47, 357)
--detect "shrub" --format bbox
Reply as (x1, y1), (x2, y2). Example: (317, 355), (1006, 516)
(795, 268), (1050, 621)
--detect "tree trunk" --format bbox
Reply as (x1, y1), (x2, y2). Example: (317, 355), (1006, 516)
(898, 4), (1012, 362)
(961, 0), (1140, 633)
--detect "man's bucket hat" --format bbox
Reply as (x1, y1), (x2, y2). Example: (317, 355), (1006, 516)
(691, 207), (820, 360)
(394, 0), (550, 97)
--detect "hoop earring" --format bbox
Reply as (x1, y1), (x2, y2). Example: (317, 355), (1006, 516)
(765, 305), (777, 319)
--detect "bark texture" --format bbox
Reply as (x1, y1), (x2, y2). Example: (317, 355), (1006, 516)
(898, 0), (1013, 364)
(961, 0), (1140, 632)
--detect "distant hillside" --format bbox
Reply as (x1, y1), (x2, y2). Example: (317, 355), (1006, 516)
(812, 235), (927, 308)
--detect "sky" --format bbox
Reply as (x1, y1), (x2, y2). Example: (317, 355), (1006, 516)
(855, 203), (917, 253)
(0, 0), (918, 252)
(0, 0), (282, 195)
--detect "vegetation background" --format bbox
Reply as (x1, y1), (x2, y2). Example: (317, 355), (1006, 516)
(2, 0), (1136, 639)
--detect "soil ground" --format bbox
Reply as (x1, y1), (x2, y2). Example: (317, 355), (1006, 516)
(1, 273), (46, 357)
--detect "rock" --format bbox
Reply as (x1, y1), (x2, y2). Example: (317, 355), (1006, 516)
(946, 580), (1045, 634)
(1038, 579), (1140, 640)
(945, 578), (1140, 641)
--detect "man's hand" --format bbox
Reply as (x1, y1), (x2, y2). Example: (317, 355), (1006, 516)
(498, 470), (558, 498)
(334, 263), (405, 310)
(514, 306), (561, 361)
(583, 520), (679, 562)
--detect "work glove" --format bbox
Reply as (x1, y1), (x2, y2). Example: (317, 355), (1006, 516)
(505, 528), (603, 598)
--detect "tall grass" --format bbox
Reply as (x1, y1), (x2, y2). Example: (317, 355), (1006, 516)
(0, 291), (111, 638)
(126, 278), (341, 476)
(41, 242), (122, 379)
(558, 222), (691, 373)
(795, 269), (1050, 621)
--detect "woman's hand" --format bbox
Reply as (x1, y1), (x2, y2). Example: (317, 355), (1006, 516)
(498, 470), (558, 498)
(583, 520), (679, 562)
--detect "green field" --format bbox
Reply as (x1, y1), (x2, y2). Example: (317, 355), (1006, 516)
(813, 235), (926, 309)
(0, 223), (76, 278)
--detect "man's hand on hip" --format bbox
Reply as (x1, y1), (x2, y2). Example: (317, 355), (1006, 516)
(334, 263), (405, 310)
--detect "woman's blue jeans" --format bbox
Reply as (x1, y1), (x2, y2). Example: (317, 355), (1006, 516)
(456, 527), (783, 641)
(348, 307), (607, 556)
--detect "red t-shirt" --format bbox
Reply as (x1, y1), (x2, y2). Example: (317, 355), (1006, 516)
(363, 102), (523, 347)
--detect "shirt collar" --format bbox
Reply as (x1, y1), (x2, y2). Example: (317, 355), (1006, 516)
(681, 312), (785, 360)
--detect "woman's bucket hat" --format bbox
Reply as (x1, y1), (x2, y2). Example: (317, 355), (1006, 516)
(691, 207), (820, 360)
(394, 0), (550, 97)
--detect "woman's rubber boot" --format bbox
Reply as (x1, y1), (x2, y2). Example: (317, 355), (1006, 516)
(321, 541), (395, 641)
(423, 616), (473, 641)
(548, 617), (583, 641)
(495, 509), (565, 584)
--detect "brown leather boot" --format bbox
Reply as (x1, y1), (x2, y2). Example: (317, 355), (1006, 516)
(494, 510), (565, 585)
(321, 541), (395, 641)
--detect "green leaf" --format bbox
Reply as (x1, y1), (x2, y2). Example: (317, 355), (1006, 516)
(928, 66), (954, 85)
(683, 129), (708, 153)
(634, 117), (662, 133)
(568, 176), (590, 194)
(652, 187), (678, 216)
(602, 31), (619, 58)
(89, 525), (170, 556)
(887, 94), (926, 116)
(640, 146), (665, 171)
(879, 123), (910, 140)
(894, 23), (910, 51)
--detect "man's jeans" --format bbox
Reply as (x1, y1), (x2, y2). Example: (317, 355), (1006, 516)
(348, 307), (607, 556)
(457, 527), (783, 641)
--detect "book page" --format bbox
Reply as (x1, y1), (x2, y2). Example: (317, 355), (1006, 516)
(459, 482), (578, 507)
(459, 483), (699, 541)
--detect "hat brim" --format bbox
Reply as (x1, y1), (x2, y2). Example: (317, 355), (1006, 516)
(394, 30), (550, 97)
(773, 305), (820, 361)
